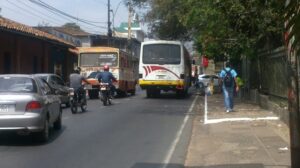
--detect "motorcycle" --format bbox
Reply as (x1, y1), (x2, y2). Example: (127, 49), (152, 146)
(99, 83), (112, 106)
(69, 87), (87, 114)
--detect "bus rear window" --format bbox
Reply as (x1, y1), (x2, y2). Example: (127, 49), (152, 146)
(142, 44), (181, 64)
(80, 53), (118, 67)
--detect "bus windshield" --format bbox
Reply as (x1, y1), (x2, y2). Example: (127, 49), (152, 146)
(142, 44), (181, 64)
(80, 53), (118, 67)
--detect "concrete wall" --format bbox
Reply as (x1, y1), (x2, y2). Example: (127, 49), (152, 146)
(248, 91), (289, 126)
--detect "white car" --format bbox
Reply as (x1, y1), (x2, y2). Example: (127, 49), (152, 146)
(197, 74), (221, 93)
(198, 74), (220, 87)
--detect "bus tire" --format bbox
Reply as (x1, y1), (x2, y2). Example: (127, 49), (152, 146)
(146, 89), (152, 98)
(176, 90), (186, 98)
(130, 89), (136, 96)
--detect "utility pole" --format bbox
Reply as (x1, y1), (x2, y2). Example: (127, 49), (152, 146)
(107, 0), (112, 46)
(128, 0), (132, 40)
(127, 0), (133, 54)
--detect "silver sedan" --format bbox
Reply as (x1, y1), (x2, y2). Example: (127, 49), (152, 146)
(0, 74), (62, 142)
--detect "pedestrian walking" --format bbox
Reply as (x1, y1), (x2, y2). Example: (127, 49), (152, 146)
(219, 62), (239, 113)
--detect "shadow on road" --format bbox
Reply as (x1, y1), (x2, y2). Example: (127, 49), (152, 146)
(0, 126), (66, 146)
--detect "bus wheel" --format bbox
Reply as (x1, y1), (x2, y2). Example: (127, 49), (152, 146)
(153, 89), (160, 98)
(176, 90), (185, 98)
(146, 89), (152, 98)
(130, 89), (136, 96)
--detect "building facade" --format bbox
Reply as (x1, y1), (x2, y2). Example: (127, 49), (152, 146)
(0, 17), (76, 81)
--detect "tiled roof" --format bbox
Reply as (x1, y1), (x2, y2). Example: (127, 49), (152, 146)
(0, 17), (75, 47)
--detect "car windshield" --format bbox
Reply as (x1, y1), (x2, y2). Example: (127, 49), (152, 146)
(38, 76), (48, 81)
(88, 72), (99, 78)
(0, 76), (36, 93)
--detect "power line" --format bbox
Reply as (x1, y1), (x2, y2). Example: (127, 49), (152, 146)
(29, 0), (107, 27)
(3, 0), (110, 34)
(25, 0), (107, 33)
(4, 0), (62, 26)
(3, 1), (107, 34)
(13, 0), (64, 25)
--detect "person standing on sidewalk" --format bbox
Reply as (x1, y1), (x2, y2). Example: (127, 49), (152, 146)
(219, 62), (239, 112)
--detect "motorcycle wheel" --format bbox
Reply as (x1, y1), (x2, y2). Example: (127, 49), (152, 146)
(81, 100), (87, 112)
(108, 93), (112, 105)
(70, 102), (77, 114)
(103, 95), (107, 106)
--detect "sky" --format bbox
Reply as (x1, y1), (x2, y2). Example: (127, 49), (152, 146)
(0, 0), (131, 35)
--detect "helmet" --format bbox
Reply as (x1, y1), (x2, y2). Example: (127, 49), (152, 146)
(74, 67), (81, 74)
(103, 65), (109, 71)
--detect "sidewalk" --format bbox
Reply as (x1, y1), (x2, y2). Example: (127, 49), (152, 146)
(185, 94), (291, 168)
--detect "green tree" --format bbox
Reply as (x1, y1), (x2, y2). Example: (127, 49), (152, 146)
(133, 0), (285, 60)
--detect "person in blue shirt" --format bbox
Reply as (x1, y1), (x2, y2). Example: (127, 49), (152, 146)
(219, 62), (239, 113)
(96, 65), (117, 96)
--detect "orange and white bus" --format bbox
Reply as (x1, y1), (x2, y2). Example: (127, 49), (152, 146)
(139, 40), (192, 97)
(76, 47), (138, 98)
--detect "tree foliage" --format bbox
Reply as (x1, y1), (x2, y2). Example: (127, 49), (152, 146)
(132, 0), (286, 60)
(285, 0), (300, 51)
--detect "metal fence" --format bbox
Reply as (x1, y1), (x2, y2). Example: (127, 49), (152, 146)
(257, 47), (288, 99)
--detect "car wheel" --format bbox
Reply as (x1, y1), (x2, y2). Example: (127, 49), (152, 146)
(65, 102), (70, 108)
(35, 118), (49, 142)
(53, 109), (62, 130)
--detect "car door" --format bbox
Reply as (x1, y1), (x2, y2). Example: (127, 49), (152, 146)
(212, 75), (220, 86)
(200, 75), (210, 86)
(54, 75), (69, 95)
(38, 78), (60, 123)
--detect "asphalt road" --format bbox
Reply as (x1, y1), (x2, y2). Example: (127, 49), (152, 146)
(0, 90), (197, 168)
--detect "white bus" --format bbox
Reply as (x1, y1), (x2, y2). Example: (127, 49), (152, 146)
(138, 40), (192, 97)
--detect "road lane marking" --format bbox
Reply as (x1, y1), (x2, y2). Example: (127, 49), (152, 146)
(204, 94), (279, 124)
(205, 116), (279, 124)
(162, 95), (198, 168)
(204, 94), (208, 123)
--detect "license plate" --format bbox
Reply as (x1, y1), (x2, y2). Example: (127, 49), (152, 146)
(157, 75), (165, 79)
(85, 84), (92, 90)
(0, 104), (13, 113)
(100, 87), (107, 91)
(69, 92), (74, 96)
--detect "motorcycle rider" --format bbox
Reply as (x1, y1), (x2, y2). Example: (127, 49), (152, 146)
(96, 65), (117, 97)
(69, 67), (90, 103)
